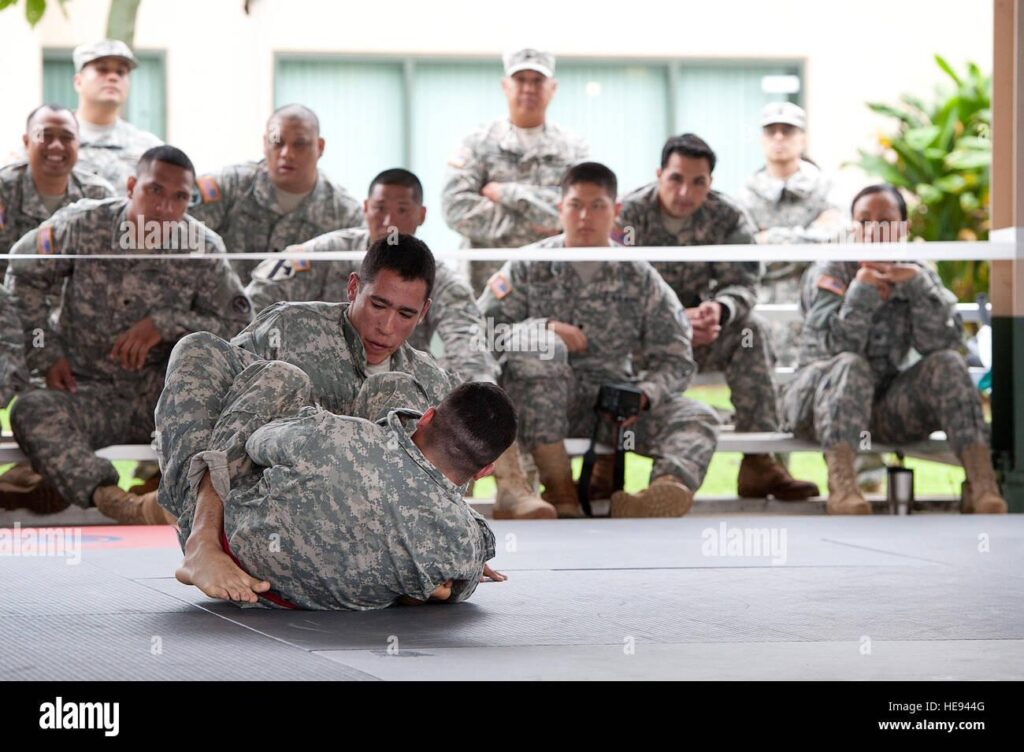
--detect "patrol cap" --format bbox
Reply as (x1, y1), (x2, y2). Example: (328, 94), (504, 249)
(760, 101), (806, 130)
(72, 39), (138, 73)
(503, 48), (555, 78)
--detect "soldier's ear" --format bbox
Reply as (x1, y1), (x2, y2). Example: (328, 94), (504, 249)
(126, 175), (137, 198)
(472, 462), (496, 482)
(613, 201), (622, 220)
(346, 272), (360, 301)
(416, 407), (437, 430)
(416, 206), (426, 228)
(316, 137), (325, 158)
(655, 166), (663, 180)
(418, 297), (431, 324)
(21, 133), (29, 151)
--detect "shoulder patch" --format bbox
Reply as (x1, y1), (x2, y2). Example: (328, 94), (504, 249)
(0, 201), (5, 230)
(36, 226), (54, 255)
(489, 273), (512, 300)
(196, 176), (222, 204)
(447, 146), (472, 170)
(816, 274), (846, 297)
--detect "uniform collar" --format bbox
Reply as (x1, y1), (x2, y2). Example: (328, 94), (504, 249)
(384, 409), (465, 498)
(252, 161), (323, 214)
(497, 118), (561, 159)
(748, 160), (823, 203)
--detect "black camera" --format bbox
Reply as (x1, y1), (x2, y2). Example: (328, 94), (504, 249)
(595, 383), (643, 422)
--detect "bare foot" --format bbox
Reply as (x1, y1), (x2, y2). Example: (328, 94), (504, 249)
(175, 539), (271, 604)
(481, 563), (507, 582)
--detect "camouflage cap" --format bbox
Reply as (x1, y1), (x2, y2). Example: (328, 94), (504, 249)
(72, 39), (138, 73)
(503, 48), (555, 78)
(760, 101), (806, 130)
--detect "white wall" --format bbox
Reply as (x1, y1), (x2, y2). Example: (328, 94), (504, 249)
(0, 0), (994, 201)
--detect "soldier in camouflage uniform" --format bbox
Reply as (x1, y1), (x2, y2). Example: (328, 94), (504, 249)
(189, 104), (363, 284)
(165, 360), (510, 609)
(247, 168), (500, 384)
(155, 234), (457, 528)
(442, 48), (589, 295)
(782, 184), (1006, 514)
(0, 285), (28, 408)
(480, 162), (721, 518)
(737, 102), (843, 368)
(3, 146), (252, 521)
(618, 134), (819, 501)
(68, 40), (163, 194)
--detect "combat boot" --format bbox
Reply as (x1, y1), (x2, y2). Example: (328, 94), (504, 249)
(737, 453), (820, 500)
(610, 475), (694, 518)
(532, 441), (583, 518)
(823, 443), (871, 515)
(492, 443), (557, 520)
(93, 485), (174, 524)
(959, 444), (1008, 514)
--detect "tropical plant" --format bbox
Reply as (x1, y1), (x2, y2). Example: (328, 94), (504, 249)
(852, 55), (991, 301)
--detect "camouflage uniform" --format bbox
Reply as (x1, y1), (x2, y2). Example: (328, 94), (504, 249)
(478, 235), (720, 491)
(157, 356), (493, 610)
(75, 119), (163, 195)
(441, 119), (588, 294)
(617, 183), (778, 432)
(0, 285), (29, 406)
(155, 301), (456, 521)
(246, 227), (501, 383)
(188, 161), (363, 284)
(0, 161), (114, 274)
(6, 197), (252, 507)
(737, 160), (840, 367)
(781, 261), (985, 454)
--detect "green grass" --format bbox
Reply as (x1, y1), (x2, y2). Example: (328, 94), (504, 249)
(471, 384), (966, 498)
(2, 386), (967, 500)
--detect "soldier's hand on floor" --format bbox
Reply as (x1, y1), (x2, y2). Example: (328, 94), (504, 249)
(45, 358), (77, 392)
(548, 320), (588, 352)
(481, 182), (504, 203)
(110, 316), (162, 371)
(482, 562), (507, 582)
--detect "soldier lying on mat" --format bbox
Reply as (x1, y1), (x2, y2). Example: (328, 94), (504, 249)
(163, 360), (513, 610)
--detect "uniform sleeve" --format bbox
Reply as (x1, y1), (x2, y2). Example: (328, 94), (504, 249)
(441, 134), (548, 246)
(6, 225), (73, 373)
(636, 268), (695, 408)
(230, 303), (288, 360)
(495, 183), (561, 235)
(0, 285), (29, 406)
(187, 167), (239, 237)
(245, 243), (349, 314)
(900, 267), (964, 354)
(448, 507), (496, 603)
(802, 273), (885, 357)
(149, 233), (253, 341)
(0, 180), (16, 255)
(246, 413), (319, 470)
(709, 261), (761, 324)
(427, 272), (501, 383)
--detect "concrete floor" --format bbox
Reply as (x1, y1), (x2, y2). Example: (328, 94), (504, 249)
(1, 515), (1021, 680)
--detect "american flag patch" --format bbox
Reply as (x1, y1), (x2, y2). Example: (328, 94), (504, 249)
(292, 258), (312, 272)
(489, 273), (512, 299)
(816, 274), (846, 297)
(37, 226), (54, 255)
(197, 176), (221, 204)
(0, 201), (6, 230)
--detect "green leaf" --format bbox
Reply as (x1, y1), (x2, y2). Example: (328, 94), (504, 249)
(25, 0), (45, 25)
(916, 184), (944, 204)
(904, 125), (941, 150)
(866, 102), (916, 124)
(960, 192), (980, 212)
(924, 147), (948, 160)
(0, 0), (17, 10)
(934, 174), (967, 193)
(855, 152), (911, 188)
(945, 149), (991, 170)
(954, 136), (991, 151)
(935, 54), (963, 86)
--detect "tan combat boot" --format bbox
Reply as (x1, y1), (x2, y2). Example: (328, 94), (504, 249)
(610, 475), (694, 518)
(737, 454), (820, 500)
(587, 454), (616, 500)
(823, 444), (871, 515)
(491, 443), (557, 520)
(94, 485), (176, 525)
(959, 444), (1008, 514)
(532, 441), (583, 518)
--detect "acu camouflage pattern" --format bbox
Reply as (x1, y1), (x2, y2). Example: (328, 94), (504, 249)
(0, 161), (114, 273)
(441, 118), (588, 292)
(737, 160), (842, 366)
(617, 181), (761, 323)
(0, 285), (29, 406)
(157, 359), (493, 610)
(245, 227), (500, 383)
(478, 234), (719, 490)
(5, 197), (251, 506)
(781, 260), (986, 454)
(75, 118), (163, 195)
(188, 161), (363, 284)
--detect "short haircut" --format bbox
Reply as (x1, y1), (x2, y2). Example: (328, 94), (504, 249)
(851, 184), (908, 222)
(430, 382), (518, 478)
(267, 103), (320, 137)
(359, 233), (435, 300)
(661, 133), (717, 173)
(561, 161), (618, 200)
(368, 168), (424, 204)
(26, 104), (78, 132)
(136, 145), (196, 180)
